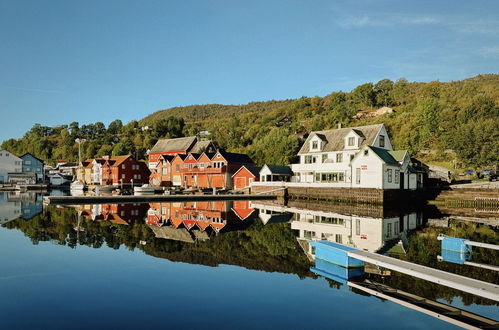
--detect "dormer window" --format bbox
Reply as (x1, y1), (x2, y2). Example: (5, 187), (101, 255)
(348, 137), (355, 146)
(379, 135), (385, 148)
(312, 141), (318, 149)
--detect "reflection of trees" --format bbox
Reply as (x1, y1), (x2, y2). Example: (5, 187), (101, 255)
(374, 220), (499, 306)
(3, 206), (312, 278)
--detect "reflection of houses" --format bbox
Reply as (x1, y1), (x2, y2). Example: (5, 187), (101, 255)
(0, 192), (43, 223)
(146, 200), (255, 242)
(0, 192), (21, 224)
(77, 203), (149, 224)
(252, 202), (421, 256)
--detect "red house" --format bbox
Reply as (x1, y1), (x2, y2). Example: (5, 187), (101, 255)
(148, 136), (215, 168)
(231, 165), (261, 189)
(101, 155), (150, 186)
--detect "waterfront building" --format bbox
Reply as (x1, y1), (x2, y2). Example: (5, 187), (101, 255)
(0, 150), (22, 183)
(259, 164), (293, 182)
(232, 165), (261, 189)
(288, 123), (421, 189)
(149, 155), (175, 187)
(148, 136), (215, 168)
(101, 155), (150, 186)
(180, 151), (254, 189)
(20, 153), (45, 182)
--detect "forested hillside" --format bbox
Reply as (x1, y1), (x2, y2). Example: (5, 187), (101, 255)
(2, 74), (498, 168)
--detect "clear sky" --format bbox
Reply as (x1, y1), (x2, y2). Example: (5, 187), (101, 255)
(1, 0), (498, 142)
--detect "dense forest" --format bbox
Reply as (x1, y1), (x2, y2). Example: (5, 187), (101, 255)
(2, 74), (498, 168)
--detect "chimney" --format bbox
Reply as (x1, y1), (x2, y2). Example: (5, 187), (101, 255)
(338, 122), (342, 129)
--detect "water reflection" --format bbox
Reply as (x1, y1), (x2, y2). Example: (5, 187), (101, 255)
(0, 192), (497, 326)
(0, 191), (43, 224)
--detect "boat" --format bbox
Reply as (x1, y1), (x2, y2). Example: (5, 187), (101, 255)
(134, 184), (162, 195)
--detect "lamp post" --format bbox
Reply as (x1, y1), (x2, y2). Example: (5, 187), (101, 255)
(75, 138), (87, 165)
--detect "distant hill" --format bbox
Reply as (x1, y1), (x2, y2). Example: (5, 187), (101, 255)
(3, 74), (498, 168)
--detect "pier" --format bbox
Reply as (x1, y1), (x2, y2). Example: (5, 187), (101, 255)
(43, 194), (277, 205)
(312, 240), (499, 302)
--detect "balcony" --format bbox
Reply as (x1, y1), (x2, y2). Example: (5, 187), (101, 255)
(180, 165), (226, 174)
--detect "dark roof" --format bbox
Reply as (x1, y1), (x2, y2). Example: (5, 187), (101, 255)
(232, 165), (262, 178)
(369, 146), (399, 165)
(298, 124), (383, 154)
(160, 155), (175, 162)
(150, 136), (197, 153)
(264, 164), (293, 175)
(218, 151), (254, 164)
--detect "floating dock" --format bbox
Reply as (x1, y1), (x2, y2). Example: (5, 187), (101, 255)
(44, 194), (277, 205)
(312, 240), (499, 302)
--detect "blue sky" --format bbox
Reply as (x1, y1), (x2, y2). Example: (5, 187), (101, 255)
(1, 0), (498, 142)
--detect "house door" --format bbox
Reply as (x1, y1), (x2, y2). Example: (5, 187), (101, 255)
(400, 172), (405, 189)
(355, 168), (361, 184)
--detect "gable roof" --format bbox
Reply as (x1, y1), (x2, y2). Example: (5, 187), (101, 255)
(298, 124), (384, 155)
(263, 164), (293, 175)
(20, 153), (45, 164)
(190, 140), (214, 153)
(150, 136), (197, 154)
(232, 165), (262, 178)
(369, 146), (400, 165)
(388, 150), (408, 163)
(110, 155), (131, 166)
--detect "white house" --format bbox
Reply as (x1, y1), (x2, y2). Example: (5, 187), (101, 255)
(289, 124), (419, 190)
(0, 150), (22, 183)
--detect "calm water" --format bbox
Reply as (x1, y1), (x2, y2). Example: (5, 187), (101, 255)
(0, 192), (497, 329)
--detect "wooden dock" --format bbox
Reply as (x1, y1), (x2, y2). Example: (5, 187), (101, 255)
(43, 194), (277, 205)
(348, 250), (499, 302)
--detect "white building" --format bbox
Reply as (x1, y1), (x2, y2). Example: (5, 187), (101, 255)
(0, 150), (22, 183)
(290, 124), (420, 190)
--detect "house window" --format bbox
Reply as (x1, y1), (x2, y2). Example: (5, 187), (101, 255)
(356, 168), (361, 184)
(176, 165), (180, 171)
(335, 234), (342, 244)
(356, 219), (361, 236)
(162, 206), (167, 214)
(386, 223), (392, 238)
(387, 169), (393, 183)
(364, 150), (369, 156)
(315, 172), (345, 182)
(312, 141), (318, 149)
(322, 154), (328, 163)
(304, 155), (316, 164)
(379, 135), (385, 148)
(122, 164), (125, 169)
(25, 160), (31, 165)
(122, 174), (125, 179)
(162, 168), (167, 175)
(348, 137), (355, 146)
(336, 153), (343, 163)
(395, 170), (400, 184)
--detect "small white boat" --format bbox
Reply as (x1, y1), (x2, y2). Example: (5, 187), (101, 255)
(134, 184), (161, 195)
